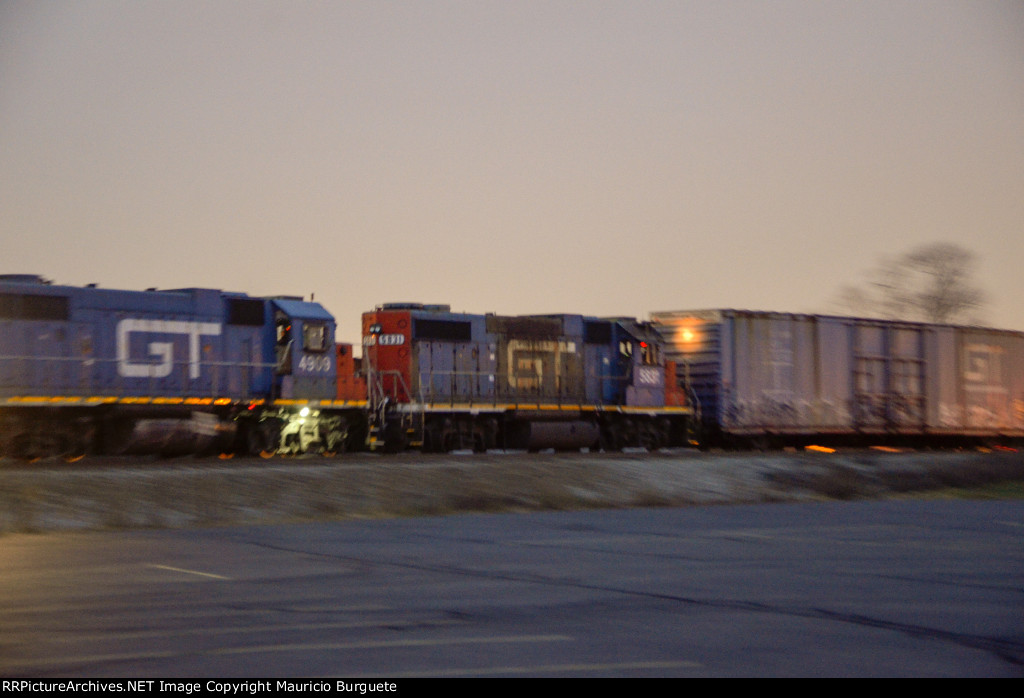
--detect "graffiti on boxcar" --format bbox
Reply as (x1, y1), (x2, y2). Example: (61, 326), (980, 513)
(963, 343), (1009, 428)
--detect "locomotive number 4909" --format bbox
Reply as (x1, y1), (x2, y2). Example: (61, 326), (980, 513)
(299, 354), (333, 373)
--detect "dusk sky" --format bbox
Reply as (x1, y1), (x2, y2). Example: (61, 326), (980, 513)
(2, 1), (1022, 345)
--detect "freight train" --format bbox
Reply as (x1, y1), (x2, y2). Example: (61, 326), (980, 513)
(652, 309), (1024, 447)
(6, 275), (1023, 459)
(0, 275), (692, 459)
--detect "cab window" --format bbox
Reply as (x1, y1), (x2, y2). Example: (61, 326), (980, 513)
(276, 318), (291, 345)
(303, 323), (328, 352)
(640, 341), (659, 366)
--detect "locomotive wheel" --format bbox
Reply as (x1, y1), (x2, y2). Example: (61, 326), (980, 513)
(245, 420), (280, 458)
(477, 418), (498, 452)
(322, 417), (349, 456)
(471, 424), (486, 453)
(449, 421), (466, 452)
(9, 420), (78, 461)
(9, 433), (36, 461)
(423, 419), (442, 453)
(443, 418), (476, 452)
(59, 435), (88, 463)
(598, 422), (618, 452)
(621, 418), (640, 449)
(604, 419), (634, 451)
(382, 418), (407, 454)
(59, 420), (94, 463)
(638, 421), (664, 451)
(245, 424), (264, 456)
(435, 418), (457, 453)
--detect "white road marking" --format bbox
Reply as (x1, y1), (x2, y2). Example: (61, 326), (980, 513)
(146, 564), (231, 580)
(48, 618), (462, 642)
(1, 634), (572, 671)
(211, 634), (572, 655)
(373, 660), (704, 677)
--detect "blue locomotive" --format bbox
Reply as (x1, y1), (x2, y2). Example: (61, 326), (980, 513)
(0, 275), (364, 458)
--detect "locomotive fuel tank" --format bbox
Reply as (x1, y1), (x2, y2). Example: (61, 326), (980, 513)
(103, 413), (236, 456)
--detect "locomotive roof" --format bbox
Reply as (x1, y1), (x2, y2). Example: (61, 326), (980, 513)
(272, 298), (334, 322)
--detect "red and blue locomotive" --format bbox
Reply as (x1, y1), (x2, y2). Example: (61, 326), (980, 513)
(361, 304), (692, 452)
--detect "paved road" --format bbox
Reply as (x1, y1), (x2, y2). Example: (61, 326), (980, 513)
(1, 499), (1022, 677)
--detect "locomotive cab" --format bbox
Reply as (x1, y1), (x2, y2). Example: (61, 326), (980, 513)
(268, 299), (336, 400)
(254, 299), (350, 455)
(614, 320), (666, 408)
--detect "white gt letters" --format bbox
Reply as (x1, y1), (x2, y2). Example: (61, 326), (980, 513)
(116, 319), (222, 379)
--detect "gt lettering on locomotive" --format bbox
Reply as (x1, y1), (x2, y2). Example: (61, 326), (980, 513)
(116, 319), (221, 379)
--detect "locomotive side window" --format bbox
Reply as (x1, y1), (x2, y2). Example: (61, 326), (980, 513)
(414, 319), (472, 342)
(275, 315), (292, 374)
(303, 323), (328, 352)
(227, 298), (265, 326)
(276, 317), (291, 344)
(584, 321), (612, 344)
(0, 293), (69, 321)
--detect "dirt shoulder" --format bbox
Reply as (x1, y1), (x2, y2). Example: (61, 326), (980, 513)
(2, 449), (1023, 533)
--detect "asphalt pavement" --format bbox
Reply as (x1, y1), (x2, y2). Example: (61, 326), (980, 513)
(1, 498), (1021, 677)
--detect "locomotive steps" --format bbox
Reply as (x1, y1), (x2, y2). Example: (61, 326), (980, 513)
(2, 449), (1023, 533)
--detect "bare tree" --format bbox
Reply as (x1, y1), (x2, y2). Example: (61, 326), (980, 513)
(833, 242), (987, 325)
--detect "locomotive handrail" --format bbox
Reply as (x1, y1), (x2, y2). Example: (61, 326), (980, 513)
(408, 366), (656, 409)
(0, 353), (279, 400)
(417, 367), (582, 408)
(366, 369), (411, 409)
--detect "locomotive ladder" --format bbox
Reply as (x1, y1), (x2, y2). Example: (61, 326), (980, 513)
(365, 369), (414, 451)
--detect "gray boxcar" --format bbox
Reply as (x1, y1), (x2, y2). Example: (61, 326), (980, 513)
(650, 310), (1024, 444)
